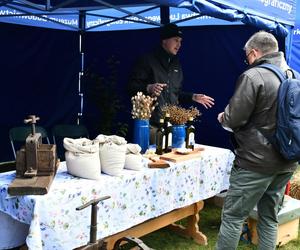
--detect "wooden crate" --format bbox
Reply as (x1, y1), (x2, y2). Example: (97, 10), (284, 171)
(16, 144), (57, 176)
(248, 217), (299, 246)
(248, 195), (300, 246)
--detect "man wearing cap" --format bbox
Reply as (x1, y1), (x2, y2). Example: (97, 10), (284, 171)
(128, 23), (214, 140)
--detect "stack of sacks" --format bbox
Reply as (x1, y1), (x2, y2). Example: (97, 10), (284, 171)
(63, 135), (145, 179)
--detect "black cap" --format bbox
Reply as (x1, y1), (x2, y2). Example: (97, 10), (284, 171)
(160, 23), (183, 40)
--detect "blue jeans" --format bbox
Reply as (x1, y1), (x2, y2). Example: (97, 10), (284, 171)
(215, 166), (293, 250)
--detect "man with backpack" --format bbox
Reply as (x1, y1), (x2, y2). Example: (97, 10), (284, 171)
(216, 31), (299, 250)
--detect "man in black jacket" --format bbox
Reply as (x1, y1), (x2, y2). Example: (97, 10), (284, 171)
(128, 23), (214, 141)
(216, 31), (298, 250)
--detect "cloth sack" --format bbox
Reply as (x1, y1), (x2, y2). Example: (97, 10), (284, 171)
(125, 143), (144, 171)
(64, 138), (101, 180)
(96, 134), (127, 176)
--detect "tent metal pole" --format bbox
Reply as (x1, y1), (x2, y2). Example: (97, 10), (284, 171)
(160, 6), (170, 25)
(46, 0), (51, 10)
(85, 5), (160, 31)
(93, 0), (159, 26)
(285, 26), (293, 64)
(78, 10), (86, 125)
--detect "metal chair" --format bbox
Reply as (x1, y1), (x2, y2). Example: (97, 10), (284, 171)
(52, 124), (89, 160)
(9, 126), (50, 159)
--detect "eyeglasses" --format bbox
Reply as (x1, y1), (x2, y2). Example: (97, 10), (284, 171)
(244, 50), (253, 65)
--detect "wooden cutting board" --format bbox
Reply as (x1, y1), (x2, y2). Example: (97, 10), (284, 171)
(159, 147), (204, 163)
(148, 160), (170, 168)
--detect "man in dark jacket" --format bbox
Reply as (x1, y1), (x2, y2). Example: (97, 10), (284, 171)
(216, 31), (298, 250)
(128, 23), (214, 134)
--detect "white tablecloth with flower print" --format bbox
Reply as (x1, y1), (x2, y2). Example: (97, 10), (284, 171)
(0, 145), (234, 250)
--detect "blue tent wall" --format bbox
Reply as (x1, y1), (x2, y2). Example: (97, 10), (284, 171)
(0, 22), (80, 161)
(0, 22), (285, 162)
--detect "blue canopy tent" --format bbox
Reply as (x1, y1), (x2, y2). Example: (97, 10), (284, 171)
(0, 0), (298, 162)
(0, 1), (296, 32)
(290, 0), (300, 71)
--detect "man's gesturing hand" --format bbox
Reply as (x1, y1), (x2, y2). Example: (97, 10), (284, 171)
(147, 83), (167, 97)
(192, 94), (215, 109)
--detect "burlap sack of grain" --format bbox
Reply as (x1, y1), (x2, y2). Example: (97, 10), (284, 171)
(96, 134), (127, 176)
(64, 138), (101, 180)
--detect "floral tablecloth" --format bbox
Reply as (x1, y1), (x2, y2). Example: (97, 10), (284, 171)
(0, 145), (234, 250)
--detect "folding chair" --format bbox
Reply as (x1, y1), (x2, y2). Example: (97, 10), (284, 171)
(9, 126), (50, 159)
(52, 124), (89, 161)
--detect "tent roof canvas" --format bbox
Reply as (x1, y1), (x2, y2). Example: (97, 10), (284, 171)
(0, 0), (297, 36)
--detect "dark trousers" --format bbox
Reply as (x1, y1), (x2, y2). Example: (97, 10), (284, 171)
(216, 166), (293, 250)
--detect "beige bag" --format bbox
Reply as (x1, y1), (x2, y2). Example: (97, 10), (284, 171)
(96, 135), (127, 176)
(64, 138), (101, 180)
(125, 144), (144, 171)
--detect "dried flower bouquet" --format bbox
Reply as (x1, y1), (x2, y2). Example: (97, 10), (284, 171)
(131, 92), (157, 120)
(162, 105), (201, 125)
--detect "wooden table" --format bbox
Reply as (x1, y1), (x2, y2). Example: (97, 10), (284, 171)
(0, 145), (234, 250)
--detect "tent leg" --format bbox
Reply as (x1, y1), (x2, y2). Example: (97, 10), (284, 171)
(160, 6), (170, 25)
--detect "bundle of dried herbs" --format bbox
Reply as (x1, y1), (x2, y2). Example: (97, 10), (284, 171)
(162, 105), (201, 125)
(131, 92), (157, 120)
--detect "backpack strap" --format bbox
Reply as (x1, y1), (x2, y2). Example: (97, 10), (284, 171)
(257, 63), (288, 82)
(291, 68), (300, 79)
(252, 63), (285, 148)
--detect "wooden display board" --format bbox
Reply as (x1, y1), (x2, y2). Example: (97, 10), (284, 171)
(160, 147), (204, 163)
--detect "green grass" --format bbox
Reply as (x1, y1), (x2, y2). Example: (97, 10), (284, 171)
(135, 202), (300, 250)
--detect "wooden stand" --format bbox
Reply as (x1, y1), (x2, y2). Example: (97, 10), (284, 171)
(248, 195), (300, 247)
(248, 217), (299, 246)
(8, 146), (59, 195)
(8, 171), (58, 196)
(103, 201), (207, 250)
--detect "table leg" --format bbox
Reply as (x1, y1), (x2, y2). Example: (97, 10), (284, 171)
(104, 201), (207, 249)
(167, 200), (207, 245)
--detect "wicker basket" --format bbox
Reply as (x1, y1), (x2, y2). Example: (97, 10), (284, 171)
(290, 182), (300, 200)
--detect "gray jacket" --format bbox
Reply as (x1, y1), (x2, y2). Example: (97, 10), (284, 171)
(222, 52), (298, 174)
